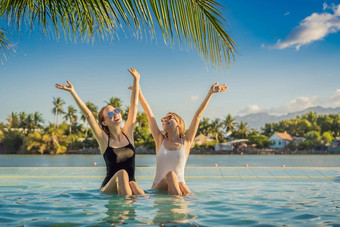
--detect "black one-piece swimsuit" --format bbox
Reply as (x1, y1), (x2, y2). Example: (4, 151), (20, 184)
(101, 132), (136, 188)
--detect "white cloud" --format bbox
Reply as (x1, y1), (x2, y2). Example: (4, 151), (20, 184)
(323, 2), (328, 10)
(284, 12), (290, 16)
(238, 104), (261, 116)
(269, 96), (319, 115)
(330, 89), (340, 105)
(189, 96), (199, 101)
(237, 89), (340, 116)
(269, 4), (340, 50)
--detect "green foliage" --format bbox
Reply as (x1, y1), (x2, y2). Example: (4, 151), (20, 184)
(133, 112), (155, 149)
(246, 133), (270, 149)
(322, 131), (334, 144)
(192, 141), (215, 151)
(2, 108), (340, 154)
(0, 129), (4, 142)
(0, 0), (236, 69)
(2, 130), (24, 154)
(288, 140), (298, 150)
(233, 121), (249, 139)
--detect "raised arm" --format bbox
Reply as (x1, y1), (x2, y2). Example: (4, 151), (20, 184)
(185, 83), (228, 146)
(130, 85), (163, 148)
(123, 68), (140, 138)
(55, 81), (106, 150)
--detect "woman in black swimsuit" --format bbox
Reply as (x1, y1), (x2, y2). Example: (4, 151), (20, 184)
(56, 68), (144, 195)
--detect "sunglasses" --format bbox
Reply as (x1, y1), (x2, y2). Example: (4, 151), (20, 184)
(107, 108), (121, 118)
(161, 115), (177, 122)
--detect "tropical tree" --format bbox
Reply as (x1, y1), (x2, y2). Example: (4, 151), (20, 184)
(134, 112), (154, 148)
(81, 101), (98, 137)
(317, 115), (333, 134)
(322, 131), (334, 145)
(302, 111), (317, 124)
(25, 131), (52, 154)
(0, 129), (4, 142)
(33, 112), (44, 129)
(261, 122), (274, 137)
(223, 114), (235, 136)
(106, 97), (123, 109)
(234, 121), (249, 139)
(106, 97), (124, 118)
(18, 112), (27, 129)
(63, 105), (78, 135)
(6, 112), (20, 128)
(209, 118), (224, 143)
(122, 106), (130, 122)
(0, 0), (236, 69)
(197, 117), (211, 137)
(246, 130), (270, 149)
(52, 97), (65, 128)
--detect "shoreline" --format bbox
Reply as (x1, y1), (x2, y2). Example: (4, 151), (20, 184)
(1, 148), (339, 155)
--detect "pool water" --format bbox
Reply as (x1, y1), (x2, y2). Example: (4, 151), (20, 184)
(1, 167), (339, 226)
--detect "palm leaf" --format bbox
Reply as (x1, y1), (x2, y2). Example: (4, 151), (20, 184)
(0, 0), (237, 68)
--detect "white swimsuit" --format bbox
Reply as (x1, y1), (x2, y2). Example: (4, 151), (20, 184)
(152, 140), (187, 187)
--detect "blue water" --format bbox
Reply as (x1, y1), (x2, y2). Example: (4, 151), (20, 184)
(1, 155), (340, 226)
(1, 154), (340, 167)
(1, 175), (339, 226)
(0, 167), (340, 226)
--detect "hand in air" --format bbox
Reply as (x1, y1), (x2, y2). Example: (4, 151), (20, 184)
(128, 68), (140, 80)
(210, 82), (228, 94)
(55, 80), (74, 93)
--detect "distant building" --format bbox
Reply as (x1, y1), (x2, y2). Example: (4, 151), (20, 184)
(328, 137), (340, 152)
(215, 139), (248, 151)
(269, 132), (293, 149)
(193, 134), (208, 145)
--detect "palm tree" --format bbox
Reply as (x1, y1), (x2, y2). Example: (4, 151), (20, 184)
(63, 105), (77, 135)
(106, 97), (123, 109)
(235, 121), (249, 139)
(209, 118), (223, 143)
(52, 97), (65, 128)
(0, 1), (236, 68)
(197, 117), (211, 137)
(122, 106), (130, 122)
(106, 97), (124, 117)
(25, 113), (35, 134)
(18, 112), (27, 129)
(81, 101), (98, 137)
(33, 112), (44, 129)
(223, 114), (235, 135)
(7, 112), (20, 129)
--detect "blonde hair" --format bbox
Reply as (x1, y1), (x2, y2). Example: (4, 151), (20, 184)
(165, 112), (186, 139)
(98, 105), (111, 135)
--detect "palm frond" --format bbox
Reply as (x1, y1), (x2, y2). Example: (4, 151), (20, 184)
(0, 0), (237, 68)
(0, 27), (11, 63)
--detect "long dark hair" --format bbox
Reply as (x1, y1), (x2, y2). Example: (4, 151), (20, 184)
(98, 105), (111, 135)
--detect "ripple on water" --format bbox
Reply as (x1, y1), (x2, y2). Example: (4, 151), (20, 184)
(292, 213), (320, 220)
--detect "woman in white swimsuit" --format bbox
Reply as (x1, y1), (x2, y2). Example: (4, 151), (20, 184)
(135, 81), (227, 196)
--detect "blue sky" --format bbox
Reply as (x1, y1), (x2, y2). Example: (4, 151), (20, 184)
(1, 0), (340, 127)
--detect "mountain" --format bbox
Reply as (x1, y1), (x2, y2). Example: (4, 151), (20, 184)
(234, 106), (340, 130)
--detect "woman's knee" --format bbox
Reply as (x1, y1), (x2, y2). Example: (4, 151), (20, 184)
(166, 170), (177, 180)
(129, 181), (137, 187)
(116, 169), (129, 179)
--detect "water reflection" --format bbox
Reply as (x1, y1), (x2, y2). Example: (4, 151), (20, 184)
(152, 193), (197, 225)
(102, 196), (137, 224)
(100, 192), (197, 225)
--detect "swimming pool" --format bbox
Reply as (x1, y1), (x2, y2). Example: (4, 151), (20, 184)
(1, 167), (339, 226)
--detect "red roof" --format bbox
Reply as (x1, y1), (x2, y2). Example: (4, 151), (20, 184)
(275, 132), (293, 141)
